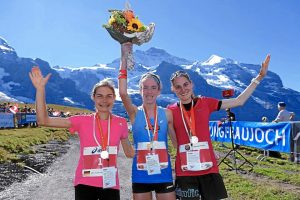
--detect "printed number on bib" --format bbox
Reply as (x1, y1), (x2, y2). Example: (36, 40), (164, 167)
(82, 146), (117, 177)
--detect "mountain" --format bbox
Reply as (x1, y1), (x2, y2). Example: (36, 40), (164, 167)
(1, 36), (300, 121)
(0, 37), (93, 109)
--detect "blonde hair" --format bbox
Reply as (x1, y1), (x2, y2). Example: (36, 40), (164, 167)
(91, 78), (116, 100)
(139, 72), (162, 90)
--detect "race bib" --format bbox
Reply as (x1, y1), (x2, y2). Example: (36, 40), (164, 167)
(136, 141), (169, 170)
(102, 167), (117, 188)
(82, 146), (117, 177)
(145, 154), (161, 175)
(179, 141), (213, 171)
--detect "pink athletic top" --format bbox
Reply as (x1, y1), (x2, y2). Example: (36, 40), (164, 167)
(69, 113), (128, 190)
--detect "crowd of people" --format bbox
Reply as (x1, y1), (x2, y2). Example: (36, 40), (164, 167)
(27, 41), (271, 200)
(0, 102), (74, 128)
(0, 102), (34, 113)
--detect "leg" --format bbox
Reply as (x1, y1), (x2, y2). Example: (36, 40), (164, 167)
(155, 182), (176, 200)
(156, 192), (176, 200)
(133, 192), (152, 200)
(132, 183), (153, 200)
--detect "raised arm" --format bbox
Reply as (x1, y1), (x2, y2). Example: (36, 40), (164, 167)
(166, 109), (177, 148)
(221, 54), (270, 110)
(118, 42), (138, 123)
(29, 67), (71, 128)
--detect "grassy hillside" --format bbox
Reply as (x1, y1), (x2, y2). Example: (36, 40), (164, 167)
(0, 127), (70, 163)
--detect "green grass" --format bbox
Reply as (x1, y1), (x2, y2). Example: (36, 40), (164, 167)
(222, 170), (299, 200)
(0, 127), (70, 163)
(214, 142), (300, 199)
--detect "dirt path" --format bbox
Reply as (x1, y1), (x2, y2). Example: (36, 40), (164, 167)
(0, 138), (133, 200)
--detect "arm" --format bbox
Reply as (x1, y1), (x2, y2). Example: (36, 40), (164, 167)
(121, 138), (135, 158)
(166, 109), (177, 149)
(289, 112), (295, 121)
(221, 54), (271, 110)
(273, 111), (282, 123)
(118, 42), (138, 123)
(29, 67), (71, 128)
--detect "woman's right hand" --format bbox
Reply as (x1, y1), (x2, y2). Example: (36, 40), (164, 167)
(29, 66), (51, 89)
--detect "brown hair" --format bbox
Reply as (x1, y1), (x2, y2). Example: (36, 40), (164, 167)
(170, 70), (196, 99)
(91, 78), (116, 100)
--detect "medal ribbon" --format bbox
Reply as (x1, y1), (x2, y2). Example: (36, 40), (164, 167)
(180, 101), (196, 138)
(95, 113), (111, 151)
(143, 104), (159, 142)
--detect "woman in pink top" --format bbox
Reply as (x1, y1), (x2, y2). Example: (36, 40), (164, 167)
(29, 67), (134, 200)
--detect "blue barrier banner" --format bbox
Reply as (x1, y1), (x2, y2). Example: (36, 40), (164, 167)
(16, 113), (26, 125)
(0, 113), (15, 128)
(25, 113), (37, 122)
(16, 113), (37, 125)
(210, 121), (291, 153)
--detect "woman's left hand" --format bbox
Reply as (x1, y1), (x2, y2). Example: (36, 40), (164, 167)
(257, 54), (271, 81)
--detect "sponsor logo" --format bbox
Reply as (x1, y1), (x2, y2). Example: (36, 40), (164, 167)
(176, 188), (200, 198)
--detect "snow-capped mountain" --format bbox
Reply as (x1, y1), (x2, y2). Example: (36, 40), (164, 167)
(0, 37), (92, 108)
(0, 37), (15, 53)
(1, 36), (300, 121)
(0, 37), (17, 59)
(108, 47), (193, 70)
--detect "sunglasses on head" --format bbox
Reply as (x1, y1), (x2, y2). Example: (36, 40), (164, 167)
(170, 70), (190, 81)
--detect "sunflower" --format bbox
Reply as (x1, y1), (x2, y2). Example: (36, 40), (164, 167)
(127, 18), (143, 32)
(108, 16), (116, 25)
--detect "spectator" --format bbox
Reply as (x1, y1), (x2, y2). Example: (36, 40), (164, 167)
(226, 108), (235, 121)
(261, 116), (268, 122)
(273, 102), (294, 122)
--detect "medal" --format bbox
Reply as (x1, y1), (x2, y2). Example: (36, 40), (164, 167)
(191, 136), (198, 144)
(180, 100), (198, 144)
(101, 150), (109, 159)
(143, 105), (158, 150)
(94, 113), (111, 160)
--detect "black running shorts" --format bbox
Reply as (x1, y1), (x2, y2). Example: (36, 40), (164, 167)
(175, 173), (228, 200)
(132, 182), (175, 193)
(75, 184), (120, 200)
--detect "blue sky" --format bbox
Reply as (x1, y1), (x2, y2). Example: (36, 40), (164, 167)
(1, 0), (300, 91)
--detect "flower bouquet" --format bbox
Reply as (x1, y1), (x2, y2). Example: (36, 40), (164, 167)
(103, 9), (155, 45)
(103, 4), (155, 70)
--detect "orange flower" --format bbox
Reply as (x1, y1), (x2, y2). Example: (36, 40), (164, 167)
(123, 10), (135, 22)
